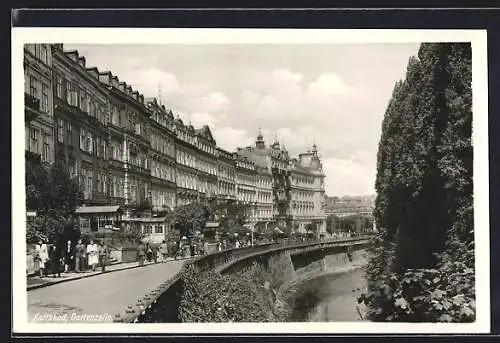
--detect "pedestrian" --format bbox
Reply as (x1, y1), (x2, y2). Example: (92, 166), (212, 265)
(63, 239), (75, 273)
(98, 241), (109, 273)
(146, 243), (153, 262)
(137, 242), (146, 267)
(86, 239), (98, 272)
(235, 240), (240, 249)
(36, 239), (49, 277)
(189, 241), (195, 257)
(153, 244), (158, 264)
(197, 240), (205, 256)
(159, 240), (168, 263)
(74, 239), (86, 273)
(48, 244), (62, 278)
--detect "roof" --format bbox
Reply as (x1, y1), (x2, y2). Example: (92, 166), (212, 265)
(122, 217), (167, 223)
(237, 148), (269, 168)
(75, 206), (121, 214)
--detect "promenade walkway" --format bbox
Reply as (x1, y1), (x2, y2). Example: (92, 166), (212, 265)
(27, 236), (370, 323)
(28, 259), (186, 322)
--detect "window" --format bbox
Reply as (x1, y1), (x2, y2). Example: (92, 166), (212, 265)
(29, 76), (38, 99)
(30, 128), (38, 153)
(111, 107), (120, 126)
(155, 225), (163, 234)
(87, 172), (93, 197)
(56, 75), (63, 98)
(41, 45), (48, 64)
(42, 84), (49, 111)
(85, 133), (93, 154)
(143, 225), (152, 235)
(66, 122), (72, 146)
(102, 174), (107, 195)
(66, 80), (71, 104)
(43, 134), (50, 162)
(96, 173), (101, 193)
(79, 128), (85, 150)
(57, 119), (64, 143)
(101, 140), (106, 159)
(70, 83), (79, 107)
(79, 218), (90, 231)
(69, 160), (77, 178)
(80, 90), (87, 112)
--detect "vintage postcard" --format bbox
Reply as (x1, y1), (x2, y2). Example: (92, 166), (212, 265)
(12, 28), (489, 334)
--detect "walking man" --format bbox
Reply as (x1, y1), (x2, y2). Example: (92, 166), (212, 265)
(75, 239), (86, 273)
(98, 241), (109, 273)
(138, 242), (146, 267)
(63, 240), (75, 273)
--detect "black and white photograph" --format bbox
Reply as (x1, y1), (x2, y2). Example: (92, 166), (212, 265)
(12, 28), (489, 334)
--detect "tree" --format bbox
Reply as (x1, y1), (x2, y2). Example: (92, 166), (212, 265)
(26, 158), (83, 244)
(168, 202), (210, 237)
(211, 199), (252, 235)
(362, 43), (474, 322)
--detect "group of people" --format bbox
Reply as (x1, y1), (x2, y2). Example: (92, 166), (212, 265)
(33, 238), (110, 278)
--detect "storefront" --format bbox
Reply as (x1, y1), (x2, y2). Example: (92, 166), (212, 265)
(122, 217), (172, 245)
(75, 205), (123, 233)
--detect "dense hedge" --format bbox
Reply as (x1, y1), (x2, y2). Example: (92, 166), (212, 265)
(178, 253), (295, 322)
(360, 43), (474, 322)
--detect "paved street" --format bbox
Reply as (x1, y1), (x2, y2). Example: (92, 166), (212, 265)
(28, 259), (185, 323)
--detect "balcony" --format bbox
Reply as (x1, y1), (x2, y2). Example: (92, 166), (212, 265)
(25, 93), (41, 122)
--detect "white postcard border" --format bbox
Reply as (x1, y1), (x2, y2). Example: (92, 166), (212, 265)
(12, 28), (490, 334)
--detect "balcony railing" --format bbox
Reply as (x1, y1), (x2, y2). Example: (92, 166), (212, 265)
(25, 93), (40, 111)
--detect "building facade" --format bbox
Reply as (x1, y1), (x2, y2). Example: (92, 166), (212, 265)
(233, 153), (257, 227)
(51, 45), (110, 205)
(98, 71), (151, 216)
(236, 132), (327, 236)
(24, 44), (54, 164)
(216, 147), (236, 201)
(24, 44), (328, 239)
(289, 144), (327, 235)
(146, 98), (177, 213)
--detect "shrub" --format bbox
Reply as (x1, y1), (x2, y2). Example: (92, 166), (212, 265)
(178, 262), (276, 322)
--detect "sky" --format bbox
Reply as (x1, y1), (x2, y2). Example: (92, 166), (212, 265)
(66, 43), (420, 197)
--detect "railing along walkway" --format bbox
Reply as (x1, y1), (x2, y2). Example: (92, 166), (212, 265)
(114, 235), (371, 323)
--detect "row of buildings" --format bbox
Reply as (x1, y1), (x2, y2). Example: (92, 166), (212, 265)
(24, 43), (327, 241)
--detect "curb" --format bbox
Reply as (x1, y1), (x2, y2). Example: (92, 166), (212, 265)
(27, 256), (192, 291)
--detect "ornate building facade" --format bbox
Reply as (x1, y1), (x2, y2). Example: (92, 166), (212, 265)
(24, 44), (327, 238)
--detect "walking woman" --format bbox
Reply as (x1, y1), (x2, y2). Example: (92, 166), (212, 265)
(86, 239), (99, 272)
(35, 239), (49, 277)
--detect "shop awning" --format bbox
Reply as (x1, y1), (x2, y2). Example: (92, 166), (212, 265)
(205, 221), (220, 229)
(273, 227), (284, 234)
(122, 217), (167, 223)
(75, 205), (121, 214)
(243, 223), (256, 232)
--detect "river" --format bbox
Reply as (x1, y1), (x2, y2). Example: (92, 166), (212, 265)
(291, 267), (367, 322)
